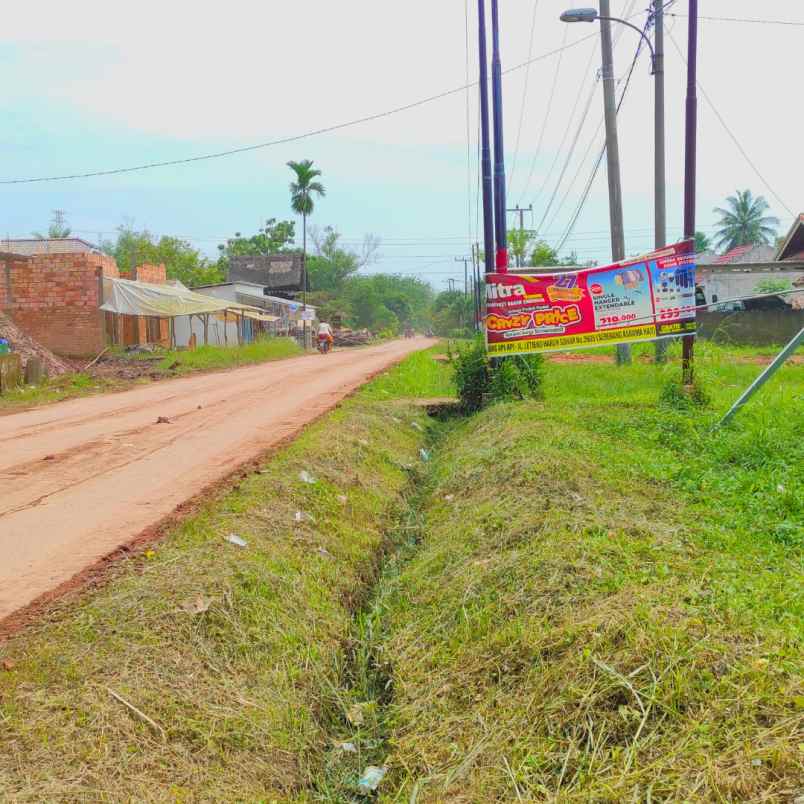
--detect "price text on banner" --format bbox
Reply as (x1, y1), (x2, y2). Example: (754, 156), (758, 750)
(485, 241), (696, 356)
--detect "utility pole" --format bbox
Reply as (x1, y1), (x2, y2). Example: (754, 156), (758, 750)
(507, 203), (533, 267)
(682, 0), (698, 385)
(473, 242), (483, 330)
(456, 255), (471, 330)
(478, 0), (495, 275)
(653, 0), (668, 364)
(490, 0), (508, 271)
(599, 0), (631, 366)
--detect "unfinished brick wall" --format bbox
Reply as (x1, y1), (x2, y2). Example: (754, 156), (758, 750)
(111, 263), (170, 348)
(0, 252), (119, 358)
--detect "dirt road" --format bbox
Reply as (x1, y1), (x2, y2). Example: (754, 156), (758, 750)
(0, 338), (434, 623)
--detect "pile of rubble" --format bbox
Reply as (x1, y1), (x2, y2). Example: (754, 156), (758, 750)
(333, 328), (372, 347)
(0, 314), (70, 376)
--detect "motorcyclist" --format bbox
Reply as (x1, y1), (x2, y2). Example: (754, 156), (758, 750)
(317, 321), (334, 353)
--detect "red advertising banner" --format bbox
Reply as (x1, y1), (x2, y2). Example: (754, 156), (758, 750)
(485, 241), (696, 356)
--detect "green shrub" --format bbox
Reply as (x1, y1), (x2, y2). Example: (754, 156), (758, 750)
(659, 377), (711, 410)
(451, 336), (543, 411)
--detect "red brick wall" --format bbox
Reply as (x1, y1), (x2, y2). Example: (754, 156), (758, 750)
(0, 252), (120, 358)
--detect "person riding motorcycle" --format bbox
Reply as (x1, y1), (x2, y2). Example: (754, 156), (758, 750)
(317, 321), (334, 353)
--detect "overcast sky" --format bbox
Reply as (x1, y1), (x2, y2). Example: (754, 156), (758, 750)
(1, 0), (800, 288)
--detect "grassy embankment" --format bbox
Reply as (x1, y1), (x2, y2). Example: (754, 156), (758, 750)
(0, 337), (303, 412)
(1, 340), (801, 801)
(0, 347), (444, 802)
(367, 339), (803, 801)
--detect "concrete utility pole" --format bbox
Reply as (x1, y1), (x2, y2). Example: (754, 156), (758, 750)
(490, 0), (508, 270)
(653, 0), (668, 364)
(599, 0), (631, 366)
(682, 0), (699, 384)
(455, 255), (471, 299)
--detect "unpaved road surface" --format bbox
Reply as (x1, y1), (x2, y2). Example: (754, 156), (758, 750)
(0, 338), (434, 622)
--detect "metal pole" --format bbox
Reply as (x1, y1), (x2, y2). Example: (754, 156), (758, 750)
(599, 0), (631, 365)
(719, 328), (804, 427)
(478, 0), (495, 275)
(490, 0), (508, 271)
(682, 0), (698, 384)
(653, 0), (669, 364)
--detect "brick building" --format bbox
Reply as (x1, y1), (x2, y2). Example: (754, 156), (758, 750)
(0, 249), (170, 358)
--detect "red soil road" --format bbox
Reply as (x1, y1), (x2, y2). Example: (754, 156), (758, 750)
(0, 338), (434, 622)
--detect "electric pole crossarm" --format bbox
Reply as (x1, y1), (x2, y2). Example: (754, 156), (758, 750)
(598, 16), (657, 71)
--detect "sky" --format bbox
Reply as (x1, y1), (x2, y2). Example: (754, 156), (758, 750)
(1, 0), (800, 290)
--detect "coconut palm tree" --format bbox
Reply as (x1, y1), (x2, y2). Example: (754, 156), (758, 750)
(713, 190), (779, 253)
(288, 160), (325, 307)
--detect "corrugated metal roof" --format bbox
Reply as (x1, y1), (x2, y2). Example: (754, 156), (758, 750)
(0, 238), (101, 256)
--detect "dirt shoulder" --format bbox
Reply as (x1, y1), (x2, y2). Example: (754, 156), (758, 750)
(0, 337), (434, 624)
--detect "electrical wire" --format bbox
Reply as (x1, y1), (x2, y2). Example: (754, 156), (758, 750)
(553, 14), (649, 254)
(507, 0), (542, 196)
(516, 25), (571, 206)
(666, 28), (794, 218)
(0, 31), (601, 186)
(533, 77), (598, 235)
(667, 13), (804, 27)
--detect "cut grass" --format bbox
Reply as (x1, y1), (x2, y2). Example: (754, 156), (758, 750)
(370, 342), (803, 801)
(152, 336), (303, 373)
(0, 337), (304, 412)
(0, 351), (451, 802)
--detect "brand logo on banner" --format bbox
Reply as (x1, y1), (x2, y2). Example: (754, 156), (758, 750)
(484, 241), (696, 356)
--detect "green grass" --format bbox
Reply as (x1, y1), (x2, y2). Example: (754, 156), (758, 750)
(0, 371), (121, 412)
(362, 345), (455, 401)
(153, 336), (303, 373)
(0, 352), (452, 802)
(0, 338), (305, 413)
(366, 340), (803, 801)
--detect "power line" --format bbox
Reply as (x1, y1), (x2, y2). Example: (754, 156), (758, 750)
(0, 32), (600, 186)
(516, 25), (571, 205)
(507, 0), (542, 196)
(667, 12), (804, 27)
(666, 29), (794, 219)
(554, 13), (650, 254)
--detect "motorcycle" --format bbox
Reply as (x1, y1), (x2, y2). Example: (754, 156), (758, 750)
(317, 337), (332, 354)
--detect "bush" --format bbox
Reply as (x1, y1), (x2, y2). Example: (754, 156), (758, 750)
(659, 377), (711, 410)
(451, 336), (543, 412)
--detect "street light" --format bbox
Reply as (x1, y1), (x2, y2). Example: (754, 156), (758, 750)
(562, 3), (667, 366)
(560, 8), (656, 72)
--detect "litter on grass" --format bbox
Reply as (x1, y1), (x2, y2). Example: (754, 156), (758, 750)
(181, 595), (212, 615)
(335, 741), (357, 753)
(294, 511), (314, 523)
(299, 470), (316, 484)
(356, 765), (387, 794)
(419, 448), (431, 462)
(224, 533), (248, 548)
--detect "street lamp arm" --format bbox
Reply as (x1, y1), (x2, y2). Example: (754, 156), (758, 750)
(598, 15), (656, 72)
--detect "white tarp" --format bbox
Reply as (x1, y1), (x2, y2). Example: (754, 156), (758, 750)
(101, 277), (262, 319)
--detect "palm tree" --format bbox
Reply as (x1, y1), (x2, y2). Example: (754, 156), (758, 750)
(288, 160), (325, 307)
(713, 190), (779, 253)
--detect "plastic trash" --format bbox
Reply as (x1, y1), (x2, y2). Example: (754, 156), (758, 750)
(294, 511), (314, 523)
(225, 533), (248, 548)
(181, 594), (212, 615)
(356, 766), (387, 795)
(419, 448), (431, 462)
(336, 741), (357, 753)
(299, 470), (316, 484)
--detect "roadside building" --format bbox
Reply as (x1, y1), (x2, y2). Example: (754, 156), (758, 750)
(174, 281), (316, 347)
(695, 216), (804, 345)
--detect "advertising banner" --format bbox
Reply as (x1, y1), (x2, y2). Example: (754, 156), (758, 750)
(485, 241), (696, 356)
